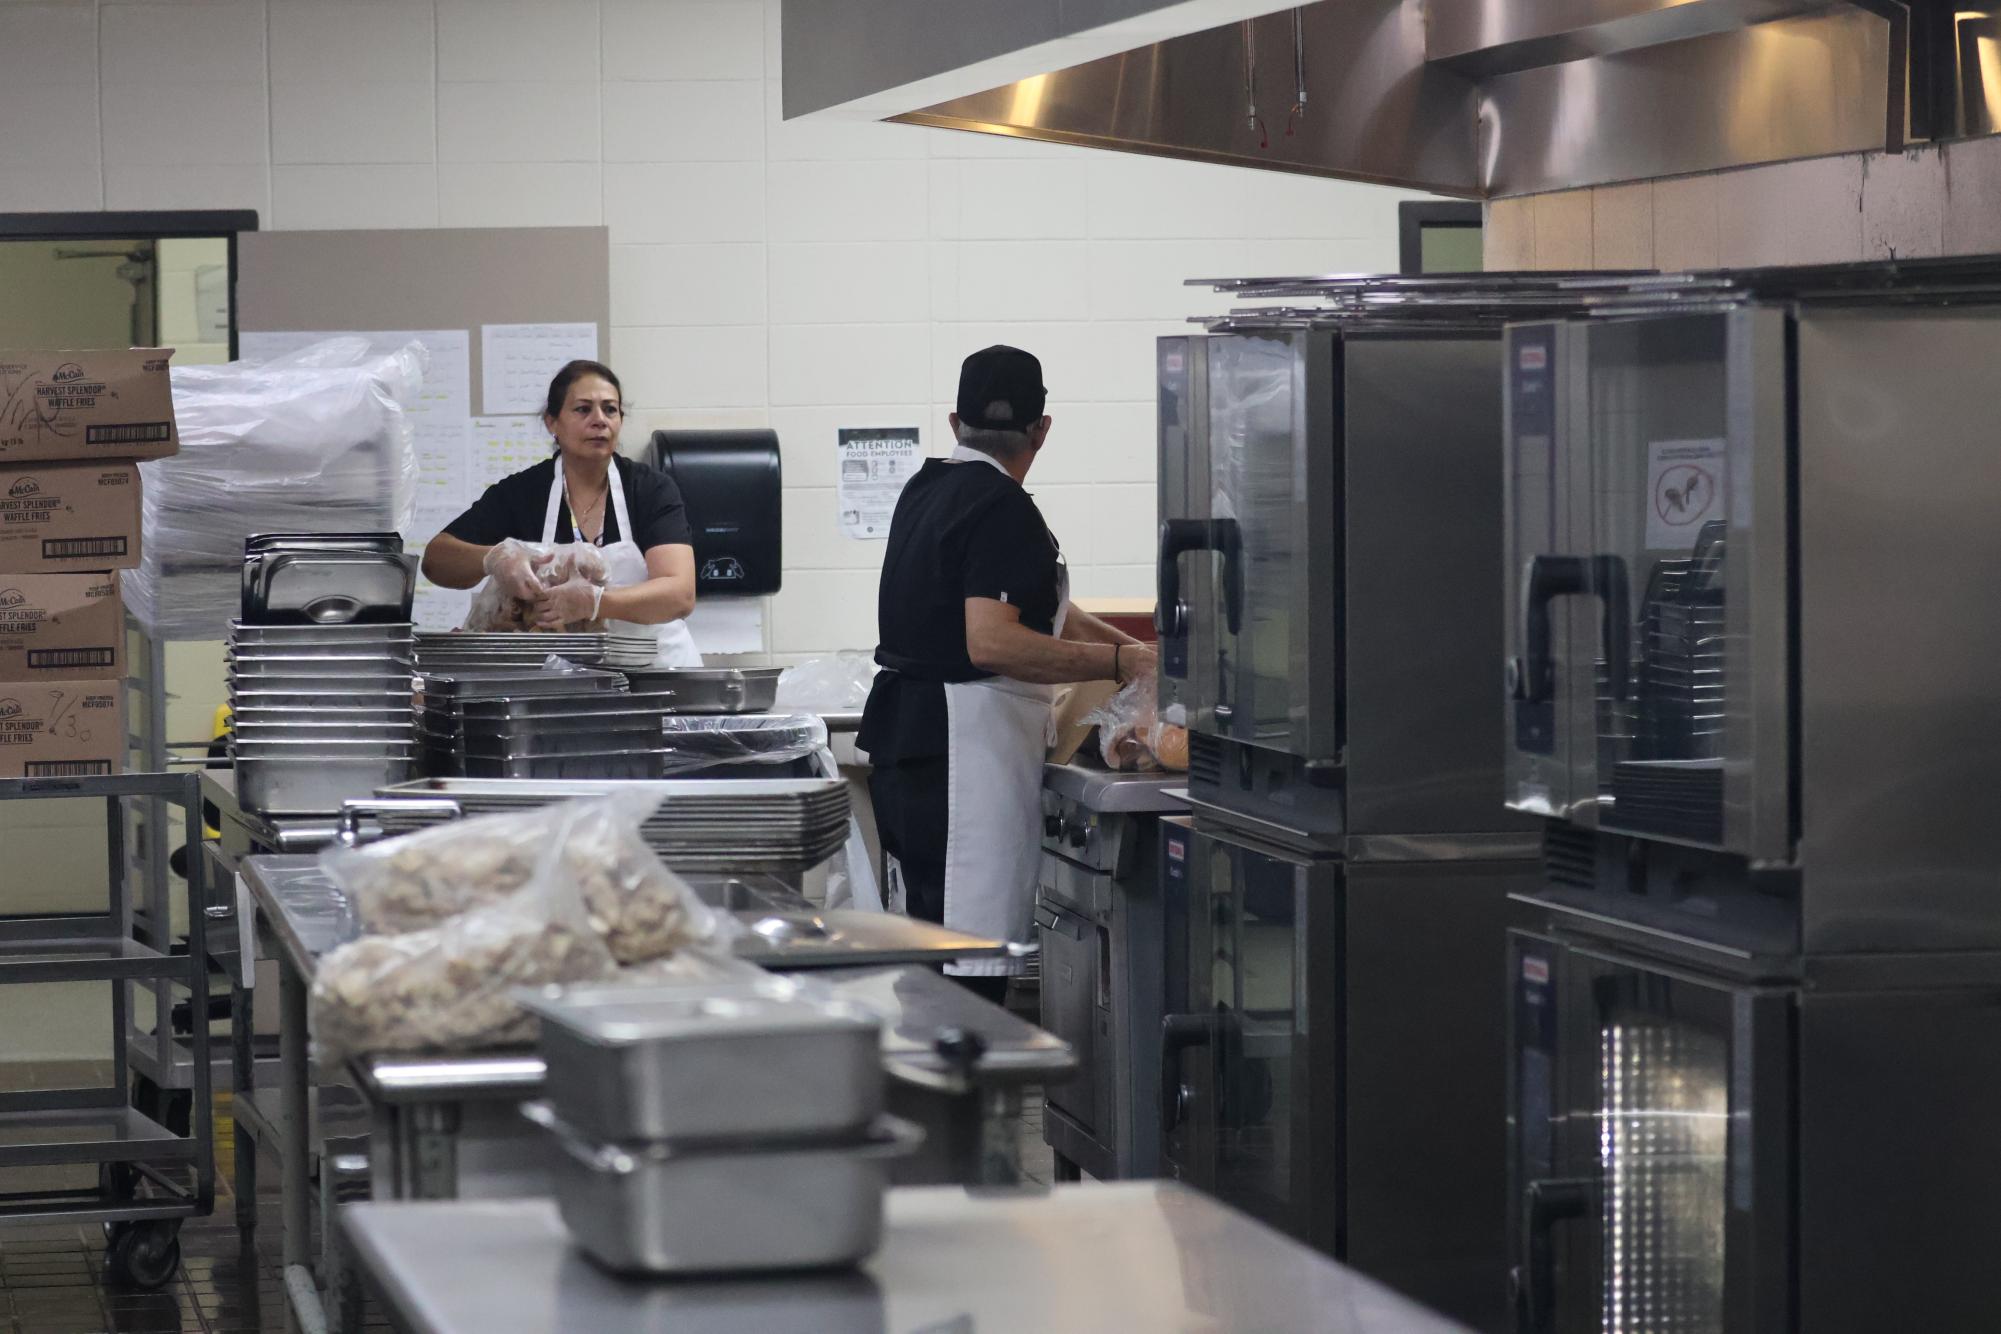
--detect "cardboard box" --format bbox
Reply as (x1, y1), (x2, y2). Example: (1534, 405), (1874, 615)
(0, 348), (178, 463)
(0, 678), (124, 778)
(0, 461), (141, 572)
(0, 573), (124, 679)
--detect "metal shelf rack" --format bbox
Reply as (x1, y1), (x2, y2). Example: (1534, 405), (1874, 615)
(0, 771), (214, 1288)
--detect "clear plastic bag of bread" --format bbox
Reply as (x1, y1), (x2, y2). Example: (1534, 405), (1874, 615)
(312, 805), (618, 1058)
(320, 791), (731, 965)
(461, 539), (611, 633)
(1081, 671), (1186, 772)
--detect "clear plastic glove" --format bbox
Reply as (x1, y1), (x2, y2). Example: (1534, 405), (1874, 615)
(482, 539), (545, 602)
(533, 575), (602, 630)
(542, 544), (609, 586)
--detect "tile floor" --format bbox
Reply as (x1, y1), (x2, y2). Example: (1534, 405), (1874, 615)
(1, 1092), (1052, 1334)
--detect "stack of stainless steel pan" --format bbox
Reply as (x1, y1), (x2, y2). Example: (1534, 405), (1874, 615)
(414, 631), (658, 672)
(516, 978), (918, 1275)
(240, 532), (418, 627)
(370, 776), (851, 874)
(229, 625), (416, 813)
(415, 667), (658, 779)
(620, 666), (783, 714)
(232, 534), (419, 814)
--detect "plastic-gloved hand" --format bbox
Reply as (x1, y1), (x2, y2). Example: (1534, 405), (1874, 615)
(533, 575), (603, 630)
(482, 539), (546, 602)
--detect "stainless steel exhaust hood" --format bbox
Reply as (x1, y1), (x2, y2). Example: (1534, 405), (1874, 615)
(781, 0), (1994, 197)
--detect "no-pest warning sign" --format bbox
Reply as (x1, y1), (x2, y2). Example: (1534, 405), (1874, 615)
(1645, 438), (1725, 551)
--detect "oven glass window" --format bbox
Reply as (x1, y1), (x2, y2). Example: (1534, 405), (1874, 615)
(1208, 839), (1298, 1229)
(1597, 1010), (1729, 1334)
(1582, 315), (1732, 847)
(1206, 333), (1302, 749)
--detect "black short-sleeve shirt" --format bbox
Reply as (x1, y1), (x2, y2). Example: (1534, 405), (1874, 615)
(859, 457), (1064, 763)
(440, 457), (693, 550)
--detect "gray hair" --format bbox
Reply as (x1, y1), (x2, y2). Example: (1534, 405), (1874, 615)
(954, 419), (1034, 458)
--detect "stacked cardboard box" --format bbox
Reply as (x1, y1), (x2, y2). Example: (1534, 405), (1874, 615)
(0, 349), (179, 778)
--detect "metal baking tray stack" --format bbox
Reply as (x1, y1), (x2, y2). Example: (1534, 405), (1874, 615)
(371, 776), (851, 874)
(516, 978), (919, 1275)
(414, 631), (658, 672)
(228, 624), (417, 814)
(232, 533), (419, 814)
(413, 666), (635, 778)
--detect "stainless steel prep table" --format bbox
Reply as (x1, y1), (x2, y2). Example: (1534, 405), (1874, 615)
(235, 855), (1029, 1332)
(344, 1182), (1470, 1333)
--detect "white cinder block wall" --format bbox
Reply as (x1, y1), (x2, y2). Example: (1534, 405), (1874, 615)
(0, 0), (1438, 659)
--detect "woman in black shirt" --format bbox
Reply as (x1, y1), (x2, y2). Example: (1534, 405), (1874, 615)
(420, 360), (701, 664)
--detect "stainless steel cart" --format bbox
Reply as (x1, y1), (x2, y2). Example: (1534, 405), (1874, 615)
(0, 771), (213, 1289)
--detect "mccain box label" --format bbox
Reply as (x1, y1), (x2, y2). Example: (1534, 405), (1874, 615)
(0, 461), (141, 570)
(0, 349), (179, 463)
(0, 574), (123, 678)
(0, 679), (122, 778)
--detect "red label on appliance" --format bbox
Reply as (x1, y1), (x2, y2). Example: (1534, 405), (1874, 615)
(1522, 956), (1550, 985)
(1518, 345), (1548, 371)
(1166, 838), (1185, 863)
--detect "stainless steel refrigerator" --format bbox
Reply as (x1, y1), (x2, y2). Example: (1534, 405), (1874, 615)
(1501, 265), (2001, 1334)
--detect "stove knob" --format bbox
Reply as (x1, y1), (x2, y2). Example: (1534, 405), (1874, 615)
(1066, 822), (1089, 849)
(1043, 814), (1063, 839)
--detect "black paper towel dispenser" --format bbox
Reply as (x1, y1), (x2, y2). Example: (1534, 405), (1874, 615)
(644, 429), (782, 596)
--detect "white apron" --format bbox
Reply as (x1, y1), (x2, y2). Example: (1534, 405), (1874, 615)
(935, 445), (1070, 977)
(542, 456), (701, 668)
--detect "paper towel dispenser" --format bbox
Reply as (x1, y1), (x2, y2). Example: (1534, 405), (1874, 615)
(644, 429), (782, 596)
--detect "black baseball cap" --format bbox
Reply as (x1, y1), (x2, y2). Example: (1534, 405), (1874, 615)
(956, 345), (1046, 430)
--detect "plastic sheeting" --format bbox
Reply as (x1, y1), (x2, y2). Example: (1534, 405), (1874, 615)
(128, 337), (423, 638)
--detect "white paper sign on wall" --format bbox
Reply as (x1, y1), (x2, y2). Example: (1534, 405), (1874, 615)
(836, 428), (922, 540)
(1645, 437), (1726, 551)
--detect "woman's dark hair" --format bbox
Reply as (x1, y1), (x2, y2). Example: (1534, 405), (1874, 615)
(543, 360), (623, 420)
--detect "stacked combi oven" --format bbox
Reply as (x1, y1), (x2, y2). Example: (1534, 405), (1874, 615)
(1154, 281), (1585, 1330)
(1502, 262), (2001, 1334)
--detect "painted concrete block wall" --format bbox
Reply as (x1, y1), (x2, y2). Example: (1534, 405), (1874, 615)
(0, 0), (1434, 660)
(1484, 138), (2001, 272)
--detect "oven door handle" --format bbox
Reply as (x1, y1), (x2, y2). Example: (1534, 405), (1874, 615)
(1159, 1012), (1217, 1133)
(1155, 518), (1244, 639)
(1513, 554), (1630, 704)
(1515, 1175), (1595, 1334)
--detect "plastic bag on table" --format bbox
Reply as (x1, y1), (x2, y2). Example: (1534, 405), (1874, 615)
(312, 805), (617, 1058)
(320, 791), (729, 965)
(655, 712), (830, 776)
(1149, 704), (1190, 772)
(1082, 674), (1157, 771)
(775, 651), (877, 711)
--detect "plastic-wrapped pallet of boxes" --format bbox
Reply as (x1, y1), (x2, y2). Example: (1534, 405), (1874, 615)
(0, 349), (183, 777)
(124, 336), (424, 640)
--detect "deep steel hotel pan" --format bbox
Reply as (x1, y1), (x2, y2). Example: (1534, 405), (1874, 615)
(520, 1101), (920, 1276)
(621, 667), (782, 714)
(518, 980), (884, 1143)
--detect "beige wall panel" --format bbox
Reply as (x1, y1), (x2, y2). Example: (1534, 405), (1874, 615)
(1483, 195), (1537, 270)
(1861, 148), (1947, 259)
(1943, 135), (2001, 255)
(1652, 174), (1720, 271)
(1531, 191), (1593, 269)
(1716, 156), (1862, 268)
(1590, 182), (1653, 270)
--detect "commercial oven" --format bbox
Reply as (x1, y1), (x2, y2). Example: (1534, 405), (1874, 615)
(1502, 264), (2001, 1332)
(1161, 816), (1534, 1329)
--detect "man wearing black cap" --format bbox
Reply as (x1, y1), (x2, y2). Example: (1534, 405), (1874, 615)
(859, 346), (1155, 1003)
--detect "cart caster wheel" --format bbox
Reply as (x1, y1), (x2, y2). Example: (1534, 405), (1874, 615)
(100, 1160), (142, 1200)
(105, 1221), (181, 1289)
